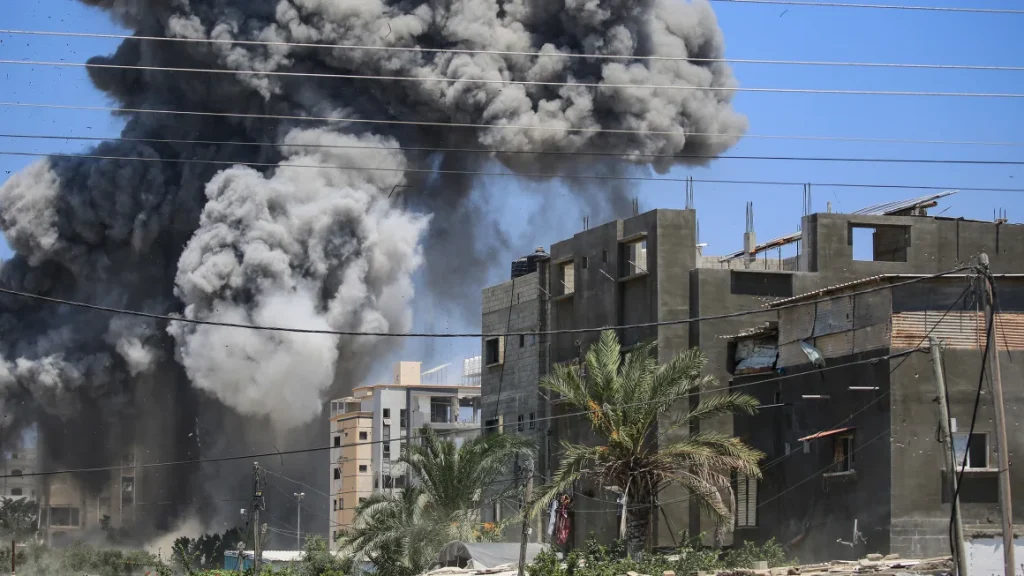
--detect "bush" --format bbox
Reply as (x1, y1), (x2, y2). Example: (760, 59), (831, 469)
(722, 538), (788, 569)
(527, 535), (792, 576)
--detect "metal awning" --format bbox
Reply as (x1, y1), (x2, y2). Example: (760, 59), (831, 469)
(798, 426), (855, 442)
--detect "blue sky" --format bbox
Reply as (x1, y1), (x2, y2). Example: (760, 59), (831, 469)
(2, 0), (1023, 372)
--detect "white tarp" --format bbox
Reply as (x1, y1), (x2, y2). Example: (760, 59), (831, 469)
(434, 542), (548, 570)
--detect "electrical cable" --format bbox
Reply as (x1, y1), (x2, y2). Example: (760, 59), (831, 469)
(7, 132), (1024, 163)
(709, 0), (1024, 14)
(0, 347), (930, 482)
(4, 59), (1024, 98)
(756, 427), (893, 509)
(947, 273), (992, 571)
(9, 151), (1024, 193)
(3, 26), (1022, 57)
(492, 276), (516, 422)
(0, 267), (970, 338)
(10, 102), (1024, 148)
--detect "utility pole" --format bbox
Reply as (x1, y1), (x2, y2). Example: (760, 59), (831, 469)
(980, 253), (1014, 576)
(930, 337), (968, 576)
(252, 462), (266, 576)
(517, 459), (534, 576)
(294, 493), (305, 552)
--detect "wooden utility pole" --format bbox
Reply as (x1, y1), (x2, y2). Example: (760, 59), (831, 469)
(980, 253), (1014, 576)
(517, 459), (534, 576)
(930, 337), (968, 576)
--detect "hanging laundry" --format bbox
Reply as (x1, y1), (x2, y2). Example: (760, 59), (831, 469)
(547, 498), (558, 538)
(555, 494), (572, 545)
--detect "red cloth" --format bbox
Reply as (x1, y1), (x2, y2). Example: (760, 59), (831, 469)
(555, 494), (571, 545)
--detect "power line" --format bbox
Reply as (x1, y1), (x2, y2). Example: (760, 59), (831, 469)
(756, 426), (892, 509)
(4, 102), (1024, 148)
(3, 149), (1024, 193)
(2, 28), (1021, 61)
(4, 59), (1024, 98)
(0, 267), (971, 339)
(5, 133), (1024, 164)
(710, 0), (1024, 14)
(0, 346), (937, 482)
(4, 61), (1023, 98)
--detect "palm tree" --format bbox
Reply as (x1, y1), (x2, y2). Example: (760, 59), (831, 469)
(534, 330), (764, 556)
(341, 426), (536, 573)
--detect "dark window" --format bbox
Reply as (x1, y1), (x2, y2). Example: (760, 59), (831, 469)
(774, 391), (782, 405)
(359, 465), (368, 473)
(333, 499), (337, 511)
(334, 468), (341, 480)
(621, 239), (647, 276)
(519, 334), (525, 348)
(529, 413), (536, 430)
(953, 433), (988, 469)
(359, 498), (367, 504)
(730, 271), (793, 297)
(850, 224), (910, 262)
(517, 415), (525, 432)
(339, 499), (344, 510)
(383, 443), (391, 460)
(834, 433), (855, 472)
(359, 431), (368, 441)
(10, 469), (22, 477)
(334, 436), (341, 447)
(10, 488), (22, 497)
(383, 408), (390, 418)
(484, 418), (500, 436)
(485, 337), (503, 365)
(602, 250), (608, 263)
(581, 256), (589, 270)
(431, 397), (452, 423)
(400, 409), (408, 428)
(49, 507), (80, 527)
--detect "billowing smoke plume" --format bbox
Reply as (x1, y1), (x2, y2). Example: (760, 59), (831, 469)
(0, 0), (745, 540)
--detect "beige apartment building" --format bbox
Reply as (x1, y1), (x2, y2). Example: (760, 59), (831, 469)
(328, 359), (482, 549)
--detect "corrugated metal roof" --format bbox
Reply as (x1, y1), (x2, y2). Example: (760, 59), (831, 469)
(718, 324), (777, 340)
(852, 190), (958, 216)
(799, 426), (855, 442)
(892, 311), (1024, 350)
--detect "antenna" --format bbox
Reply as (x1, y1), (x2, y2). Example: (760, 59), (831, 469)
(685, 177), (695, 210)
(582, 215), (590, 230)
(632, 197), (639, 217)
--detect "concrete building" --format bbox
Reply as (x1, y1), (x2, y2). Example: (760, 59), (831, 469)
(2, 427), (39, 502)
(728, 274), (1024, 562)
(38, 451), (139, 546)
(480, 191), (1024, 550)
(328, 359), (483, 547)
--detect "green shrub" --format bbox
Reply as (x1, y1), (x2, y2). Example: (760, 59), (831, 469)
(528, 535), (792, 576)
(722, 538), (788, 569)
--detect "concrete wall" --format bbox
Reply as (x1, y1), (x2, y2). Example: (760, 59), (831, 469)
(732, 351), (894, 563)
(889, 313), (1024, 555)
(802, 214), (1024, 277)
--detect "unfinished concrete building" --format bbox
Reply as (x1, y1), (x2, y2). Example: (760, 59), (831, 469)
(480, 191), (1024, 551)
(729, 274), (1024, 561)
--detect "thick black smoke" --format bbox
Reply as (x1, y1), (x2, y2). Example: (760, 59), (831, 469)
(0, 0), (745, 541)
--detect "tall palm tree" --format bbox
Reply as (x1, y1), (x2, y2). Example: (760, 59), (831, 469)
(534, 330), (764, 556)
(341, 426), (536, 573)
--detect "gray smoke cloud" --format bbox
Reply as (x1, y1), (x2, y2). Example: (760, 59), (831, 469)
(0, 0), (745, 540)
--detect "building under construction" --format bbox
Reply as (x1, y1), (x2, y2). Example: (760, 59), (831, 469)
(480, 191), (1024, 557)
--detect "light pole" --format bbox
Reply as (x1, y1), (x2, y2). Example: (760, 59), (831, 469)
(293, 493), (305, 552)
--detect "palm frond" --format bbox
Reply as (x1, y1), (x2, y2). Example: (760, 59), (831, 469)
(530, 442), (605, 518)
